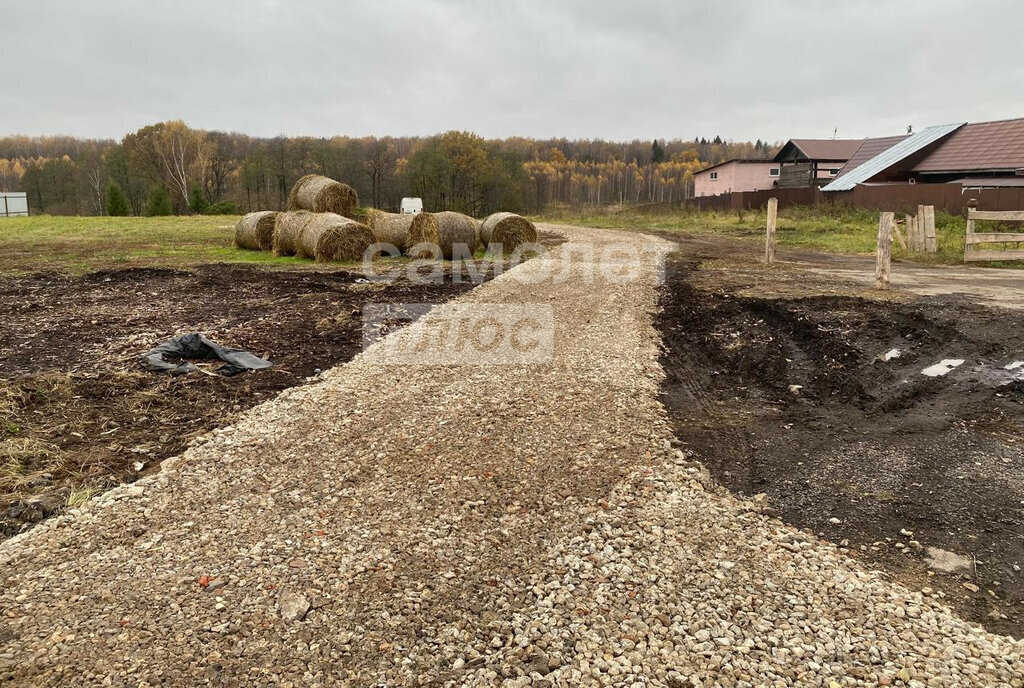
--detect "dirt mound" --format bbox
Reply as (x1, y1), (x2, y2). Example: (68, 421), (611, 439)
(658, 254), (1024, 636)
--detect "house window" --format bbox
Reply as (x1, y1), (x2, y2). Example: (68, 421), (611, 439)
(769, 167), (780, 177)
(710, 172), (718, 181)
(829, 168), (840, 175)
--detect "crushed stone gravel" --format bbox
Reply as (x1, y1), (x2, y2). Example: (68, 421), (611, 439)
(1, 224), (1022, 686)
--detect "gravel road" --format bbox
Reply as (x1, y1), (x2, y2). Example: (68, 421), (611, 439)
(1, 225), (1022, 686)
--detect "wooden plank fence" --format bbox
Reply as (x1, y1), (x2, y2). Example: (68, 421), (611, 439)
(901, 206), (936, 253)
(964, 199), (1024, 262)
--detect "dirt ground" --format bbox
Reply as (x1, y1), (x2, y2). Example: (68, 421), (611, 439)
(0, 262), (496, 538)
(6, 223), (1022, 641)
(656, 232), (1024, 637)
(667, 230), (1024, 310)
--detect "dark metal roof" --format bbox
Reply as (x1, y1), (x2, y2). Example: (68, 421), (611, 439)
(773, 139), (864, 163)
(834, 135), (910, 178)
(822, 124), (965, 192)
(914, 117), (1024, 173)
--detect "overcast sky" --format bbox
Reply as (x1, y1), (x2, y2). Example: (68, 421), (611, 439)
(5, 0), (1023, 143)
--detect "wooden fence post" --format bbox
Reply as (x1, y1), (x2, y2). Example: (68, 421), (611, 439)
(921, 202), (929, 250)
(915, 214), (925, 251)
(765, 197), (778, 264)
(893, 218), (908, 250)
(905, 214), (917, 251)
(876, 212), (894, 290)
(923, 205), (937, 253)
(964, 198), (978, 263)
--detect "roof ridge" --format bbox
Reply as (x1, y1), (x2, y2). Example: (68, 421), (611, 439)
(790, 137), (863, 143)
(961, 115), (1024, 126)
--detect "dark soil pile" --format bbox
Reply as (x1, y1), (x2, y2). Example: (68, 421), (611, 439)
(658, 254), (1024, 636)
(0, 263), (488, 538)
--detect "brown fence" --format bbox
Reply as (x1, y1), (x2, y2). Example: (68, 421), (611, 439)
(964, 204), (1024, 262)
(686, 187), (817, 211)
(687, 183), (1024, 214)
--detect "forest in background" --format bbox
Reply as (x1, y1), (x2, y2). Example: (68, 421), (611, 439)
(0, 121), (779, 217)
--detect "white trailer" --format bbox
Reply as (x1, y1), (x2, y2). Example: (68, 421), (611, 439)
(0, 192), (28, 217)
(400, 197), (423, 214)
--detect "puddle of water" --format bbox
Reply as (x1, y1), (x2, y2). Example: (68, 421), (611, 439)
(922, 359), (966, 378)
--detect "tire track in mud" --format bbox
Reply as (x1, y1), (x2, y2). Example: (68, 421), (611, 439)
(657, 252), (1024, 636)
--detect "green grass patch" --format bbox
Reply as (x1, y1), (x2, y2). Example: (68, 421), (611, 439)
(0, 215), (492, 274)
(0, 215), (331, 274)
(5, 210), (1021, 274)
(534, 204), (1024, 267)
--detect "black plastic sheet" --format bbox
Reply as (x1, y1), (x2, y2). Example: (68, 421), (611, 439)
(142, 333), (272, 377)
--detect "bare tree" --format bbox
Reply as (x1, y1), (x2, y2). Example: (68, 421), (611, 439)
(124, 121), (212, 211)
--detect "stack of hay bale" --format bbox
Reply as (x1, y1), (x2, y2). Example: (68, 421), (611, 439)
(235, 175), (373, 263)
(429, 211), (538, 258)
(234, 173), (538, 263)
(352, 208), (442, 259)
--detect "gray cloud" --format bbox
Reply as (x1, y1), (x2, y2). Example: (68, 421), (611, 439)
(4, 0), (1022, 141)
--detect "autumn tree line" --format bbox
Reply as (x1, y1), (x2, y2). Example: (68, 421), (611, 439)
(0, 121), (779, 217)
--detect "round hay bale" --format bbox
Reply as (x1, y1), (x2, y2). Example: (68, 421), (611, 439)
(234, 211), (279, 251)
(434, 211), (479, 260)
(358, 209), (441, 258)
(287, 174), (359, 217)
(479, 212), (538, 253)
(296, 213), (375, 263)
(273, 210), (315, 256)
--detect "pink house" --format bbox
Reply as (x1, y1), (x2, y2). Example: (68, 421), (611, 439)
(693, 159), (780, 197)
